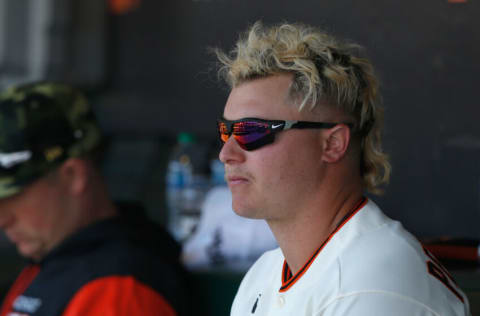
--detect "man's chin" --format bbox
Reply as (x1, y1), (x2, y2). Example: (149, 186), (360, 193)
(232, 204), (263, 220)
(17, 242), (43, 261)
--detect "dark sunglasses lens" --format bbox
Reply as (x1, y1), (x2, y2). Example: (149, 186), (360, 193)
(218, 120), (276, 151)
(233, 121), (276, 151)
(233, 121), (270, 145)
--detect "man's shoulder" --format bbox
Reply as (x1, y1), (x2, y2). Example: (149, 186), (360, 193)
(337, 216), (428, 293)
(333, 201), (469, 314)
(338, 201), (429, 290)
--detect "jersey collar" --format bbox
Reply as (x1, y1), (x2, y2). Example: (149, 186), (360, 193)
(279, 197), (368, 292)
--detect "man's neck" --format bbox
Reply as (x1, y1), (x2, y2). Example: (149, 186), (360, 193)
(267, 190), (364, 275)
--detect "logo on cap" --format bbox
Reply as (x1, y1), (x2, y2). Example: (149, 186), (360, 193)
(0, 151), (32, 168)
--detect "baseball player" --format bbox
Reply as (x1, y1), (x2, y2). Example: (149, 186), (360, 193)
(214, 21), (471, 315)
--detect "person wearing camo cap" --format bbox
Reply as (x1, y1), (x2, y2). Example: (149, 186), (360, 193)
(0, 82), (189, 316)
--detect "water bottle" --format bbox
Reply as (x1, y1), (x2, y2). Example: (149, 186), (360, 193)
(166, 133), (208, 242)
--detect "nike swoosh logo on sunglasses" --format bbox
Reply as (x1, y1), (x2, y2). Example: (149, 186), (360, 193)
(271, 124), (283, 129)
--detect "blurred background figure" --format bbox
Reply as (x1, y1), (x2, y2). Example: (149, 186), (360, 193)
(0, 82), (188, 316)
(182, 186), (277, 270)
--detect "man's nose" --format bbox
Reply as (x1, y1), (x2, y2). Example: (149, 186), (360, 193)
(219, 136), (246, 165)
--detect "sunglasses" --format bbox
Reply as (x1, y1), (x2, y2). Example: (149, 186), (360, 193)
(217, 117), (352, 151)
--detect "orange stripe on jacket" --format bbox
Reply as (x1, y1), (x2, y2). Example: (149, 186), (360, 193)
(61, 276), (176, 316)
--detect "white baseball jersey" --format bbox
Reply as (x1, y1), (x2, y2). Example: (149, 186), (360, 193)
(231, 199), (471, 316)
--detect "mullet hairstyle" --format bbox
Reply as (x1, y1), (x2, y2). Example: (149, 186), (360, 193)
(214, 21), (391, 194)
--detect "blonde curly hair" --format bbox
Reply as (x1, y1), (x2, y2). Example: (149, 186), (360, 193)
(215, 21), (390, 194)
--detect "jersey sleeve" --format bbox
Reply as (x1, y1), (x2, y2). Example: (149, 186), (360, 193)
(61, 275), (177, 316)
(317, 292), (443, 316)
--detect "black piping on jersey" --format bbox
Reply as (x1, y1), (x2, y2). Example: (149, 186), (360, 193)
(282, 265), (293, 284)
(251, 294), (261, 314)
(280, 197), (367, 292)
(423, 246), (465, 303)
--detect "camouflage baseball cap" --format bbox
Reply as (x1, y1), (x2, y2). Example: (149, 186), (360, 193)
(0, 82), (103, 199)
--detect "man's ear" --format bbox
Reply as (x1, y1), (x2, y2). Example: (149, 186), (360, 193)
(321, 124), (351, 163)
(57, 158), (89, 196)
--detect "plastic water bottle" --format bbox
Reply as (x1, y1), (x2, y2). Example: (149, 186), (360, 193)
(166, 133), (208, 242)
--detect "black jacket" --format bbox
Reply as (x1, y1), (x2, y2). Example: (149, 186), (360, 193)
(0, 203), (189, 316)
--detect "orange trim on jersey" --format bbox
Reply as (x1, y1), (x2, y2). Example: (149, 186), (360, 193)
(422, 246), (456, 282)
(279, 197), (368, 292)
(61, 275), (177, 316)
(0, 264), (41, 316)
